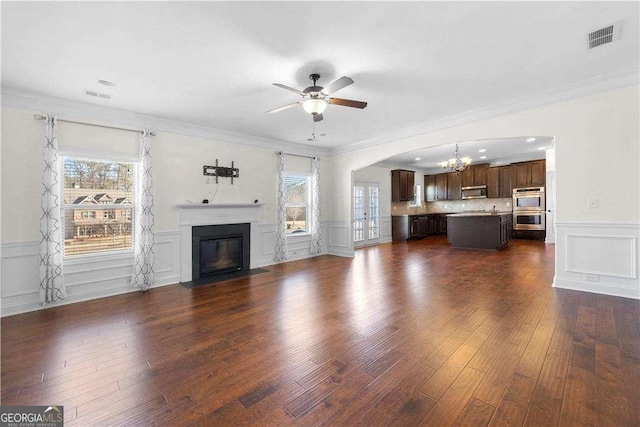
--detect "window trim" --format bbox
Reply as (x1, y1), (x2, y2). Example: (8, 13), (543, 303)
(60, 154), (137, 259)
(409, 184), (422, 207)
(284, 174), (312, 237)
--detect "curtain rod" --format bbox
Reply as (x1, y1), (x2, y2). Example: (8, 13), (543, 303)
(277, 151), (318, 160)
(33, 114), (156, 137)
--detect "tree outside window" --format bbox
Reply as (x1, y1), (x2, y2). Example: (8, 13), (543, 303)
(285, 175), (310, 234)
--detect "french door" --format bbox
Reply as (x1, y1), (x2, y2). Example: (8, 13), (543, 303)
(353, 181), (380, 247)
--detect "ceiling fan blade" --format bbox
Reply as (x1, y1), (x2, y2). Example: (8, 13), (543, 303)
(328, 98), (367, 109)
(266, 102), (301, 114)
(321, 76), (354, 95)
(313, 113), (324, 122)
(272, 83), (305, 96)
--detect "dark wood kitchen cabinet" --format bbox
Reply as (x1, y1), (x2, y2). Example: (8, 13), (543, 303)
(486, 167), (499, 198)
(392, 214), (447, 241)
(447, 172), (461, 200)
(436, 214), (448, 234)
(512, 160), (545, 188)
(436, 174), (448, 201)
(499, 165), (513, 197)
(425, 174), (448, 202)
(391, 169), (415, 202)
(461, 164), (488, 187)
(487, 165), (514, 198)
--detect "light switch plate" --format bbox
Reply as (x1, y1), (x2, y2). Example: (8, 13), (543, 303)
(587, 197), (598, 208)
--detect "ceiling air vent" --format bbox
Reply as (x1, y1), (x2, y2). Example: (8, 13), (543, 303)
(587, 22), (621, 49)
(84, 89), (112, 100)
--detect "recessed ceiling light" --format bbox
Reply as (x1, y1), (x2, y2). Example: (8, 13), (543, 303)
(538, 146), (547, 150)
(479, 149), (486, 153)
(414, 157), (421, 161)
(98, 79), (116, 87)
(526, 137), (536, 142)
(480, 156), (487, 159)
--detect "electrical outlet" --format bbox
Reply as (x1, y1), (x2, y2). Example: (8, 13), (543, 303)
(584, 274), (599, 282)
(587, 197), (598, 209)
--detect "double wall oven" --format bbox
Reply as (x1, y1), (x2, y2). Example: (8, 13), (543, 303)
(513, 187), (545, 231)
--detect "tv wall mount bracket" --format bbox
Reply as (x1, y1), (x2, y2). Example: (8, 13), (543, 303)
(203, 160), (239, 184)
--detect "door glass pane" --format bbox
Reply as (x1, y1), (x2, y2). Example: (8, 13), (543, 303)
(353, 186), (364, 242)
(368, 186), (379, 239)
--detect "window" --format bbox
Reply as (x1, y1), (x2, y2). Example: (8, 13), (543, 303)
(409, 184), (422, 207)
(285, 175), (311, 235)
(62, 157), (134, 256)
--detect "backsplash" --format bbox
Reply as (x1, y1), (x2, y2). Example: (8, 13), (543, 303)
(427, 198), (512, 213)
(392, 198), (512, 215)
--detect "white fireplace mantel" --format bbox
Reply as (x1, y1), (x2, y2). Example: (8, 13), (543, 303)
(177, 203), (263, 282)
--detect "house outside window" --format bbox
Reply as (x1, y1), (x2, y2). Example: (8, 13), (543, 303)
(285, 175), (311, 235)
(62, 157), (135, 256)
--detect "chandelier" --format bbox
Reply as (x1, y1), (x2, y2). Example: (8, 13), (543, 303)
(438, 144), (472, 173)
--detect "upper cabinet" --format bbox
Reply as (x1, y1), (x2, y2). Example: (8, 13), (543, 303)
(512, 160), (545, 187)
(424, 160), (542, 201)
(487, 165), (513, 198)
(391, 169), (415, 202)
(447, 172), (461, 200)
(461, 164), (488, 187)
(498, 165), (513, 197)
(424, 174), (448, 201)
(486, 167), (499, 198)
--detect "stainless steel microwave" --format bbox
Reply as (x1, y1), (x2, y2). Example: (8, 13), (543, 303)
(461, 185), (487, 199)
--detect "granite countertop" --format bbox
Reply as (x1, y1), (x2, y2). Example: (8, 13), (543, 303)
(447, 211), (512, 217)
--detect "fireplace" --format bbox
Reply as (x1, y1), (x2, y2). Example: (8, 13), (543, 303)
(191, 223), (251, 282)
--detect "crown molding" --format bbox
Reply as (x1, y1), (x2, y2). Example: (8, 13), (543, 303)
(1, 88), (330, 159)
(331, 66), (640, 156)
(4, 66), (637, 160)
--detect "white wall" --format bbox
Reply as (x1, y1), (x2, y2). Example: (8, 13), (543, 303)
(0, 106), (327, 315)
(2, 84), (638, 315)
(326, 85), (640, 299)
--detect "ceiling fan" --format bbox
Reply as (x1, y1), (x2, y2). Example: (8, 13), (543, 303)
(267, 73), (367, 122)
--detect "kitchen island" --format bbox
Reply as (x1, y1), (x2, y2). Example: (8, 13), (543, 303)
(447, 212), (512, 250)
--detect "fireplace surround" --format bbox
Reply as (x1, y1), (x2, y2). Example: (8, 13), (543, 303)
(177, 203), (263, 283)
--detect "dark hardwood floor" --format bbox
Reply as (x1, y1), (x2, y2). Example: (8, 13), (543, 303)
(2, 236), (639, 426)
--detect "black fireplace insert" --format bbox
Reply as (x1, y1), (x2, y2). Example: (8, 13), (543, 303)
(191, 223), (250, 282)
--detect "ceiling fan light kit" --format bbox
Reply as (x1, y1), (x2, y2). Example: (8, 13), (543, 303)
(268, 73), (367, 122)
(302, 98), (327, 115)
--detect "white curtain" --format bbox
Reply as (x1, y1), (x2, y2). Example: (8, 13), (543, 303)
(310, 157), (321, 254)
(39, 115), (66, 304)
(274, 152), (288, 262)
(131, 129), (155, 291)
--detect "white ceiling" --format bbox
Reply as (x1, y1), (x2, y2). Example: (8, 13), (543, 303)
(2, 2), (639, 151)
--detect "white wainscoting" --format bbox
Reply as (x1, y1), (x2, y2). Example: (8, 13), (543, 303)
(381, 215), (392, 243)
(2, 219), (355, 316)
(1, 231), (181, 317)
(326, 221), (355, 257)
(554, 222), (639, 300)
(255, 222), (330, 267)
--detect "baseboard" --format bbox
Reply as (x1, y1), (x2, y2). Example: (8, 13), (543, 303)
(553, 275), (639, 300)
(327, 247), (355, 258)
